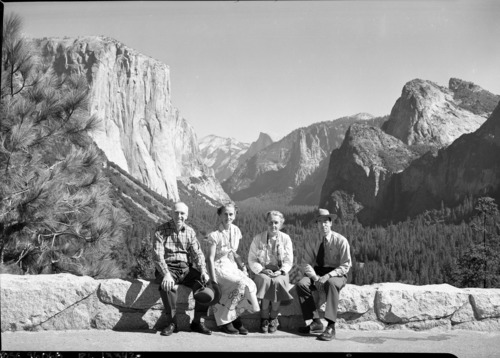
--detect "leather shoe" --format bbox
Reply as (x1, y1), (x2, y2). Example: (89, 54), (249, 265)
(298, 321), (324, 334)
(318, 325), (336, 341)
(232, 319), (249, 335)
(260, 319), (269, 333)
(219, 322), (239, 335)
(268, 318), (279, 333)
(191, 321), (212, 335)
(160, 322), (177, 336)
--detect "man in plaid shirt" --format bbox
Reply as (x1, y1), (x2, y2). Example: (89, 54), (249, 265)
(153, 201), (212, 336)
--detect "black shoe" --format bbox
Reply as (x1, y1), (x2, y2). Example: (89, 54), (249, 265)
(260, 319), (269, 333)
(219, 322), (239, 335)
(191, 321), (212, 335)
(160, 322), (177, 336)
(233, 319), (249, 335)
(268, 318), (279, 333)
(298, 321), (324, 334)
(318, 325), (336, 341)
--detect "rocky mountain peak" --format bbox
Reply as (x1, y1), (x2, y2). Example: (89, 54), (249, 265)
(448, 78), (500, 116)
(34, 36), (229, 204)
(382, 78), (492, 148)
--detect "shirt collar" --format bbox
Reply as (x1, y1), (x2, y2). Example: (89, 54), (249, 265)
(218, 223), (231, 232)
(169, 220), (186, 232)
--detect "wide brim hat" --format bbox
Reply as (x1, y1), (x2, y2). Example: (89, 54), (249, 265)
(193, 281), (221, 306)
(315, 208), (334, 221)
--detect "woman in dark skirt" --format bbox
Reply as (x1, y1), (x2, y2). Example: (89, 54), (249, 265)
(248, 210), (294, 334)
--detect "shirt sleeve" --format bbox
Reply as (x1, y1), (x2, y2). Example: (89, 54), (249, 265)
(188, 229), (208, 275)
(248, 234), (264, 274)
(152, 229), (170, 277)
(301, 236), (317, 278)
(331, 235), (352, 277)
(281, 234), (294, 273)
(206, 231), (218, 246)
(234, 226), (242, 251)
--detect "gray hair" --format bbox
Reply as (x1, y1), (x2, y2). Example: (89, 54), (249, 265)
(265, 210), (285, 224)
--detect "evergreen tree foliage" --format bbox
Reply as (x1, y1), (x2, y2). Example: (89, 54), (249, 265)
(0, 14), (130, 277)
(448, 197), (500, 288)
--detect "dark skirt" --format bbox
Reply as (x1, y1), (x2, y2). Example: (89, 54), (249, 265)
(253, 272), (294, 302)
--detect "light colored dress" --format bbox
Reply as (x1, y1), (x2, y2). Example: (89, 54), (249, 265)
(206, 223), (260, 326)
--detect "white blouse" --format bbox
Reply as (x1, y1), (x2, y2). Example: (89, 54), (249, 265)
(248, 231), (293, 274)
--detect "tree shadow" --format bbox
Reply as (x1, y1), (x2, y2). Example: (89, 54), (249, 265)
(110, 278), (167, 333)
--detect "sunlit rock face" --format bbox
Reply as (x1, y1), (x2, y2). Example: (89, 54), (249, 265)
(199, 135), (251, 183)
(320, 78), (500, 225)
(382, 78), (498, 148)
(223, 114), (385, 203)
(34, 36), (229, 203)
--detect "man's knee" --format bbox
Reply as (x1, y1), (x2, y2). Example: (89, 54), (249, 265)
(327, 276), (346, 291)
(296, 277), (311, 294)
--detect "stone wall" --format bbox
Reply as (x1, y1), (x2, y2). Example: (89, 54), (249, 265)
(1, 274), (499, 333)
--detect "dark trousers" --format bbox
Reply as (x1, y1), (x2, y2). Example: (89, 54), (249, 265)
(155, 262), (208, 323)
(296, 267), (347, 323)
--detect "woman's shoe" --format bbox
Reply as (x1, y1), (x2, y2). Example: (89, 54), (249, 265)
(268, 318), (279, 333)
(233, 318), (249, 335)
(219, 322), (239, 335)
(260, 319), (269, 333)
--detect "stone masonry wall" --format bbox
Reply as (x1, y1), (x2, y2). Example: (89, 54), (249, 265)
(1, 274), (499, 333)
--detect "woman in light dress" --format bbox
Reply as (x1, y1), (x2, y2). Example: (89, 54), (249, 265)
(206, 203), (260, 335)
(248, 210), (294, 334)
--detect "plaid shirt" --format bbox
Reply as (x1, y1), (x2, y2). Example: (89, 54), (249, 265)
(152, 220), (207, 277)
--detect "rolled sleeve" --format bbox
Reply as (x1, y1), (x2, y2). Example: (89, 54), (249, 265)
(188, 231), (207, 275)
(152, 230), (170, 277)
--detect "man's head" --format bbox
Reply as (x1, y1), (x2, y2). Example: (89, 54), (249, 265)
(172, 202), (189, 231)
(315, 208), (333, 236)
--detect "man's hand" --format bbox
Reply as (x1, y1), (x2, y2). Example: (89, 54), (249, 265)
(272, 270), (282, 277)
(314, 274), (330, 291)
(161, 272), (175, 292)
(201, 272), (210, 284)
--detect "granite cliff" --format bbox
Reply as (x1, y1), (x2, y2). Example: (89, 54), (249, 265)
(381, 78), (497, 148)
(222, 114), (386, 204)
(320, 78), (500, 225)
(33, 36), (229, 204)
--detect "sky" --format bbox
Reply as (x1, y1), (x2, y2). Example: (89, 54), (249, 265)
(3, 0), (500, 143)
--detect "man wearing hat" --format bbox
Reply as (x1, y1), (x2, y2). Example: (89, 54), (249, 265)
(153, 201), (213, 336)
(296, 208), (352, 341)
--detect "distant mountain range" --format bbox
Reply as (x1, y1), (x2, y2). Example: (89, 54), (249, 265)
(32, 35), (500, 226)
(199, 132), (273, 182)
(221, 113), (387, 204)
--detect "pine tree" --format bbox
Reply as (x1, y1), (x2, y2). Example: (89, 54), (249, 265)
(451, 197), (500, 287)
(0, 14), (130, 277)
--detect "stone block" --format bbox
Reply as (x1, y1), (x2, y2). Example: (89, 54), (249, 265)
(375, 283), (469, 324)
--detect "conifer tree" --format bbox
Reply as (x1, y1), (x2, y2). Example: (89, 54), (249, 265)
(0, 13), (130, 277)
(451, 197), (500, 287)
